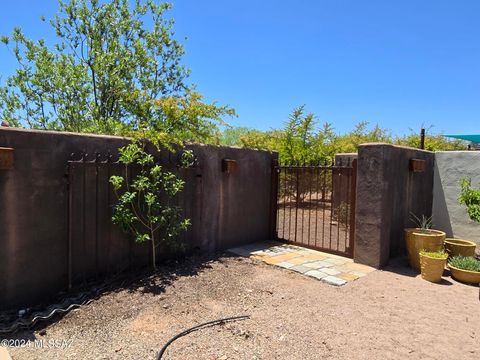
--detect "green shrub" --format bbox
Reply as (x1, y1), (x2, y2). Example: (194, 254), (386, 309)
(458, 178), (480, 223)
(448, 256), (480, 272)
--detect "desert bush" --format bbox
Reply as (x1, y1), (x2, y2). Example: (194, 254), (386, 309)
(458, 178), (480, 223)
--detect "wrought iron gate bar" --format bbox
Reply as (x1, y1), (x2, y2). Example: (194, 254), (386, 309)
(274, 160), (356, 258)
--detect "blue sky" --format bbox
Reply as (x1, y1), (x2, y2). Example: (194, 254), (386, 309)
(0, 0), (479, 135)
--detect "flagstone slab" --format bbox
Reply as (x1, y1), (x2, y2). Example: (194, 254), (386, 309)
(289, 265), (313, 274)
(320, 267), (341, 276)
(276, 261), (295, 269)
(301, 254), (329, 261)
(227, 240), (376, 286)
(305, 270), (329, 280)
(262, 252), (300, 264)
(303, 260), (334, 269)
(324, 257), (349, 266)
(322, 276), (347, 286)
(287, 256), (312, 265)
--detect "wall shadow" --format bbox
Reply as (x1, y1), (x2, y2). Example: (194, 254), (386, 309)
(0, 252), (229, 340)
(382, 256), (450, 285)
(381, 256), (419, 278)
(432, 162), (454, 237)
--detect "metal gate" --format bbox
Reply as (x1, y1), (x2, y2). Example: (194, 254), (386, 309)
(273, 159), (357, 257)
(66, 153), (135, 287)
(65, 152), (198, 288)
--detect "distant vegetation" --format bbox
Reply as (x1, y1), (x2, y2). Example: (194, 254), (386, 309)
(0, 0), (237, 263)
(1, 1), (464, 265)
(218, 105), (466, 164)
(0, 0), (465, 165)
(0, 0), (234, 141)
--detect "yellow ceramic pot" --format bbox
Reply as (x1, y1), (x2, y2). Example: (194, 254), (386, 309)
(419, 253), (447, 283)
(448, 264), (480, 284)
(444, 238), (476, 258)
(405, 228), (446, 271)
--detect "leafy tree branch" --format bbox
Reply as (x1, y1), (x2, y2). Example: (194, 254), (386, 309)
(0, 0), (235, 137)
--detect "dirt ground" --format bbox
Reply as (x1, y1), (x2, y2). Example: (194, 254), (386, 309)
(5, 254), (480, 360)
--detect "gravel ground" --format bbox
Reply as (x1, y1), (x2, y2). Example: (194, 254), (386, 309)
(6, 254), (480, 360)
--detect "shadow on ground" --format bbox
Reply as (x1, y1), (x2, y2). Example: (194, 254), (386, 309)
(382, 256), (420, 278)
(382, 256), (480, 288)
(0, 252), (237, 341)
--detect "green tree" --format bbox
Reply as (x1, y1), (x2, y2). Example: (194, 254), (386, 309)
(0, 0), (234, 137)
(238, 129), (283, 152)
(110, 139), (193, 270)
(0, 0), (236, 269)
(327, 122), (391, 155)
(220, 126), (255, 146)
(279, 105), (317, 164)
(219, 110), (467, 162)
(145, 91), (235, 145)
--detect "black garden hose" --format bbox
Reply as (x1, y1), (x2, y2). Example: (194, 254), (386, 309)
(156, 315), (250, 360)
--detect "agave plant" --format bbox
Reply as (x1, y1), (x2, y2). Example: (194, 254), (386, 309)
(409, 212), (433, 231)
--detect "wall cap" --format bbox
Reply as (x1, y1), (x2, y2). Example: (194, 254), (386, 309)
(0, 127), (277, 156)
(0, 126), (130, 140)
(435, 150), (480, 154)
(358, 142), (434, 153)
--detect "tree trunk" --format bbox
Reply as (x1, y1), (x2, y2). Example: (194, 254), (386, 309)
(151, 231), (156, 271)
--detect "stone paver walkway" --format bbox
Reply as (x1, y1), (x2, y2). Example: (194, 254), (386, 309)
(228, 241), (376, 286)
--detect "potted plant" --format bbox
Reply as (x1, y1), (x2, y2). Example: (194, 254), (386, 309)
(448, 255), (480, 284)
(405, 213), (446, 271)
(444, 238), (477, 258)
(419, 250), (448, 283)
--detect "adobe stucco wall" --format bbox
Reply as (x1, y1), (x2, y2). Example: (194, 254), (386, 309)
(432, 151), (480, 246)
(354, 143), (434, 268)
(334, 153), (357, 166)
(0, 128), (277, 308)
